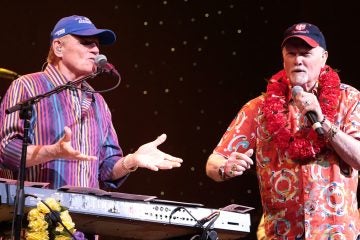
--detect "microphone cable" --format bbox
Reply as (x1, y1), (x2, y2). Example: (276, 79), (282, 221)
(78, 71), (122, 94)
(198, 212), (220, 240)
(168, 206), (220, 240)
(41, 60), (122, 95)
(168, 206), (199, 225)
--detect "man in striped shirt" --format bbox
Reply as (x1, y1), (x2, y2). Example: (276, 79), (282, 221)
(0, 15), (183, 190)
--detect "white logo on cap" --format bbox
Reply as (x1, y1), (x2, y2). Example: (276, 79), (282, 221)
(295, 24), (307, 31)
(75, 16), (92, 24)
(54, 28), (65, 36)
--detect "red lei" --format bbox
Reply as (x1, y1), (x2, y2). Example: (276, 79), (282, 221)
(262, 65), (341, 160)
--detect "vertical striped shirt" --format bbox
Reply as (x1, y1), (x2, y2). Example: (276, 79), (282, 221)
(0, 64), (125, 189)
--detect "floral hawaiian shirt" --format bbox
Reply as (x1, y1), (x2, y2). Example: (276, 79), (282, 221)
(214, 83), (360, 239)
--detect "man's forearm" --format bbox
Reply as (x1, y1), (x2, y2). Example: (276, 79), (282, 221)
(206, 153), (227, 182)
(323, 119), (360, 170)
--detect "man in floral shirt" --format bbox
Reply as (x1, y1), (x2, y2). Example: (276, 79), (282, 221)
(206, 23), (360, 239)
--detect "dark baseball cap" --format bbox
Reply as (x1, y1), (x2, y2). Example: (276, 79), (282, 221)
(50, 15), (116, 45)
(281, 23), (326, 50)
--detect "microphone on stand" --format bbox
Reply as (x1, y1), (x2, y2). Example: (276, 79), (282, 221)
(95, 54), (120, 77)
(291, 86), (325, 136)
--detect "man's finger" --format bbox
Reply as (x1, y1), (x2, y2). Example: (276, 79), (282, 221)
(152, 133), (167, 146)
(77, 154), (97, 161)
(164, 154), (183, 163)
(62, 126), (72, 142)
(245, 149), (254, 158)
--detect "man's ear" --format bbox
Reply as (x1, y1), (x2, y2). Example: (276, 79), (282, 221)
(321, 50), (328, 67)
(52, 40), (63, 57)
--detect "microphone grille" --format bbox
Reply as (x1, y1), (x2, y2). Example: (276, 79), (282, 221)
(95, 54), (108, 67)
(291, 85), (303, 98)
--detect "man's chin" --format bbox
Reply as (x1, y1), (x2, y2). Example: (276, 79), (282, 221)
(289, 75), (308, 86)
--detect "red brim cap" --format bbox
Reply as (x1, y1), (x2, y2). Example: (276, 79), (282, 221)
(281, 35), (319, 48)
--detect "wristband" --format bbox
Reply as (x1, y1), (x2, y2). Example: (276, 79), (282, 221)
(122, 154), (138, 172)
(325, 123), (339, 143)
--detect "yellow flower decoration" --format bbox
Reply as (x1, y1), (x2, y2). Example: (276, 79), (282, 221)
(56, 210), (75, 232)
(26, 197), (79, 240)
(44, 198), (62, 212)
(54, 235), (72, 240)
(27, 209), (48, 231)
(26, 231), (49, 240)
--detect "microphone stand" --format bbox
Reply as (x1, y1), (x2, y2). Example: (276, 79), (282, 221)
(6, 71), (100, 240)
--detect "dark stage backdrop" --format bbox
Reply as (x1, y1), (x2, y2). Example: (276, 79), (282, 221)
(1, 1), (359, 239)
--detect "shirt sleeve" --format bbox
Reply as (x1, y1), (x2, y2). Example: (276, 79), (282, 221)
(338, 84), (360, 140)
(0, 78), (30, 170)
(98, 103), (127, 189)
(213, 96), (263, 158)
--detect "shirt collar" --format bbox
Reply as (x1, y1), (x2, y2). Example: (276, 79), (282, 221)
(44, 64), (69, 87)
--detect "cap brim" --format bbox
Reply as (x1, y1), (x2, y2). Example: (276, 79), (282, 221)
(72, 28), (116, 45)
(281, 35), (318, 48)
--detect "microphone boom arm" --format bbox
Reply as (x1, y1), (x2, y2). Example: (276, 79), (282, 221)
(5, 72), (99, 114)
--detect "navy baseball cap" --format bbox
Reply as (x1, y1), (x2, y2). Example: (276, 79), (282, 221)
(50, 15), (116, 45)
(281, 23), (326, 50)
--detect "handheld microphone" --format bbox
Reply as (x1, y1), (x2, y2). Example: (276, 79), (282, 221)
(95, 54), (120, 77)
(292, 86), (351, 176)
(291, 86), (325, 136)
